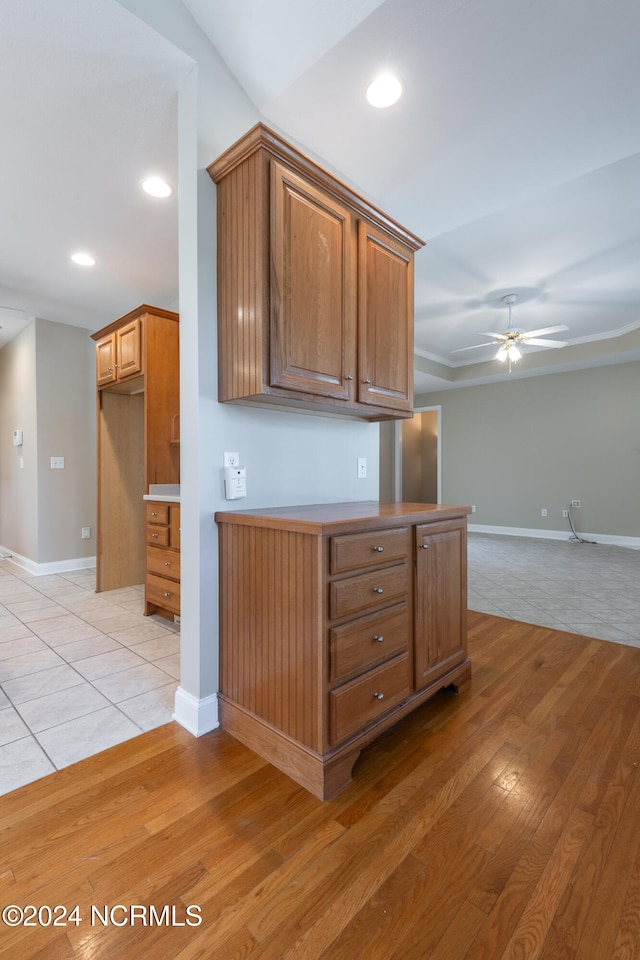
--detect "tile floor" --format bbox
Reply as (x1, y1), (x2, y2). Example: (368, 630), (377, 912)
(468, 532), (640, 645)
(0, 558), (179, 795)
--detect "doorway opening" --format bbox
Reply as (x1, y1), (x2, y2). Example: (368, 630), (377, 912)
(379, 406), (441, 504)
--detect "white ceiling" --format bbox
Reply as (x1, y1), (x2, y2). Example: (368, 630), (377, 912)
(2, 0), (640, 393)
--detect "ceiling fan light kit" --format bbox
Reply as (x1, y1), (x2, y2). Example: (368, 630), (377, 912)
(452, 293), (569, 372)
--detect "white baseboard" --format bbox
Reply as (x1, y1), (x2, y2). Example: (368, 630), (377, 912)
(0, 546), (96, 575)
(468, 524), (640, 550)
(173, 687), (219, 737)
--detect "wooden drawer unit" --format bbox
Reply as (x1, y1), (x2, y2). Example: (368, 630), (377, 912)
(216, 502), (472, 800)
(330, 527), (409, 574)
(146, 524), (170, 547)
(330, 654), (411, 744)
(144, 500), (180, 620)
(146, 545), (180, 581)
(329, 562), (409, 621)
(146, 503), (169, 524)
(146, 573), (181, 616)
(329, 603), (409, 683)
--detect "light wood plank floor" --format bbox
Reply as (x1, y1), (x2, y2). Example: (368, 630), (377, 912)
(2, 611), (640, 959)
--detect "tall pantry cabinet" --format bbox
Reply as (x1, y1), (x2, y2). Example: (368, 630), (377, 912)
(91, 305), (179, 592)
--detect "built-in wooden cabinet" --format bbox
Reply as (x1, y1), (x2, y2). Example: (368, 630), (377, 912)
(92, 305), (179, 593)
(144, 501), (181, 618)
(208, 124), (424, 421)
(216, 502), (471, 800)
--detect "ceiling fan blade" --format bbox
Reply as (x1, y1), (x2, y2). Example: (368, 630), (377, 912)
(450, 341), (497, 353)
(523, 338), (568, 348)
(523, 324), (569, 337)
(479, 331), (508, 340)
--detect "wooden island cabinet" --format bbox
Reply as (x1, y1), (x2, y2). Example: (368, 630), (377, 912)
(208, 124), (425, 421)
(216, 502), (471, 799)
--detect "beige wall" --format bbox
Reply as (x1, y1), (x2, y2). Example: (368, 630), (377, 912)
(0, 318), (95, 564)
(0, 323), (38, 558)
(415, 360), (640, 537)
(35, 319), (96, 563)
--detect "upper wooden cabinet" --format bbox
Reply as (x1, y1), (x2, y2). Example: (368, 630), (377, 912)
(208, 124), (424, 421)
(95, 316), (142, 387)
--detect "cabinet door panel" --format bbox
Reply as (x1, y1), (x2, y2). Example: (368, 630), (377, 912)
(270, 161), (355, 399)
(414, 520), (467, 688)
(96, 335), (117, 387)
(117, 319), (142, 379)
(358, 221), (413, 411)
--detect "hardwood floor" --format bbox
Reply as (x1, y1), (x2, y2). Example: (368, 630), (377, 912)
(2, 611), (640, 959)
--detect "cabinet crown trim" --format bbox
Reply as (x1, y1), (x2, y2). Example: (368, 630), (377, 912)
(207, 123), (425, 253)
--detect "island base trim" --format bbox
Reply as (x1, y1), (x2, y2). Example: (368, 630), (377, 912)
(219, 657), (471, 800)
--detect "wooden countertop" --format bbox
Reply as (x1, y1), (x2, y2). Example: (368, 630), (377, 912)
(214, 501), (472, 536)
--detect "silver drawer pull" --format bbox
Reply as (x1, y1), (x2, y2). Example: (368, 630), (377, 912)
(151, 511), (158, 517)
(373, 546), (384, 552)
(164, 562), (171, 567)
(373, 692), (385, 701)
(151, 533), (158, 538)
(362, 378), (372, 384)
(345, 374), (354, 381)
(163, 592), (171, 598)
(419, 543), (429, 549)
(373, 587), (384, 594)
(373, 635), (385, 643)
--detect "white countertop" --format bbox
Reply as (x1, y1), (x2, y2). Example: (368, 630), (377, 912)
(143, 484), (180, 503)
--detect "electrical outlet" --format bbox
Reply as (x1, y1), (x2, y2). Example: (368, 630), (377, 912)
(541, 508), (548, 517)
(50, 456), (64, 469)
(81, 526), (91, 539)
(357, 457), (367, 479)
(471, 505), (476, 513)
(571, 499), (581, 508)
(224, 451), (239, 467)
(563, 509), (569, 518)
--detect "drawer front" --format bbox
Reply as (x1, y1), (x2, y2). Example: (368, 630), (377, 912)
(330, 562), (409, 621)
(146, 503), (169, 524)
(146, 524), (170, 547)
(330, 654), (410, 744)
(330, 603), (409, 682)
(146, 546), (180, 582)
(146, 573), (181, 613)
(330, 527), (409, 574)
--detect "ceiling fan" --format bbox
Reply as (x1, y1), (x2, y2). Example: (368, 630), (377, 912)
(451, 294), (569, 371)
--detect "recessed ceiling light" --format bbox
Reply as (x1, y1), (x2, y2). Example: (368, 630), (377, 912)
(142, 177), (172, 199)
(71, 252), (96, 267)
(366, 73), (403, 108)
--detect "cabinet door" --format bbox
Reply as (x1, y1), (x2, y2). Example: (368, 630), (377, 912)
(116, 318), (142, 380)
(358, 221), (414, 412)
(414, 520), (467, 689)
(270, 161), (355, 399)
(96, 334), (117, 387)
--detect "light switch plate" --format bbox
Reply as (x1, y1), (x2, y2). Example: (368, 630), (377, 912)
(50, 457), (64, 469)
(357, 457), (367, 479)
